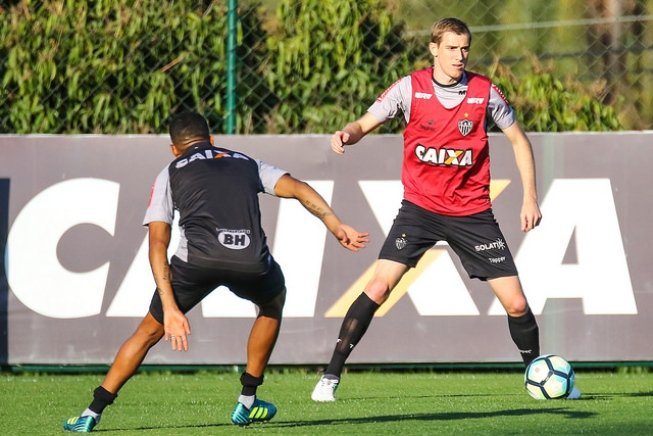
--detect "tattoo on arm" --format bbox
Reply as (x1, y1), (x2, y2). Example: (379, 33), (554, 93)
(155, 265), (171, 296)
(162, 264), (170, 281)
(302, 198), (333, 220)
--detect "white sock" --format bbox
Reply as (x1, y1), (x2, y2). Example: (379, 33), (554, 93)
(81, 408), (101, 424)
(238, 394), (255, 409)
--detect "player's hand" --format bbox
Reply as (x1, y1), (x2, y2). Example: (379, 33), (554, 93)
(163, 309), (191, 352)
(334, 224), (369, 251)
(331, 131), (350, 155)
(520, 199), (542, 232)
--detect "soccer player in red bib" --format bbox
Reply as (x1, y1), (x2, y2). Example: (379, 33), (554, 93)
(312, 17), (553, 402)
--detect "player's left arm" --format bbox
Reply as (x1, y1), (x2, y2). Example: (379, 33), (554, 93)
(273, 174), (369, 251)
(501, 121), (542, 232)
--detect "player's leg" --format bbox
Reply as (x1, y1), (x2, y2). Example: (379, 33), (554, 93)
(64, 257), (210, 432)
(102, 312), (165, 392)
(444, 209), (540, 367)
(488, 275), (539, 366)
(96, 260), (202, 404)
(326, 259), (408, 374)
(311, 259), (409, 402)
(313, 200), (438, 402)
(229, 262), (286, 426)
(487, 277), (584, 397)
(63, 313), (164, 432)
(245, 288), (286, 380)
(231, 290), (285, 426)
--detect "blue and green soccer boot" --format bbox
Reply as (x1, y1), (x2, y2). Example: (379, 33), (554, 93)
(63, 415), (98, 432)
(230, 398), (277, 426)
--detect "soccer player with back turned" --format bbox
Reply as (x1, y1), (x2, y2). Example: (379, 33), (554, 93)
(312, 17), (580, 402)
(63, 111), (369, 432)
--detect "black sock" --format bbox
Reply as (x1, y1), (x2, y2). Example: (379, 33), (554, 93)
(507, 307), (540, 366)
(240, 372), (264, 396)
(88, 386), (117, 415)
(325, 292), (380, 378)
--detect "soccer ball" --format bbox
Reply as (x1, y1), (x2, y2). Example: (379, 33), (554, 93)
(524, 354), (575, 400)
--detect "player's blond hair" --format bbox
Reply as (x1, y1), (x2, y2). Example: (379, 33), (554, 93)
(430, 18), (472, 45)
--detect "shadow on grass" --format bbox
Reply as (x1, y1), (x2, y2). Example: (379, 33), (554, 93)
(95, 408), (596, 432)
(585, 391), (653, 399)
(624, 391), (653, 398)
(93, 423), (233, 432)
(349, 388), (653, 402)
(266, 408), (597, 429)
(93, 391), (653, 432)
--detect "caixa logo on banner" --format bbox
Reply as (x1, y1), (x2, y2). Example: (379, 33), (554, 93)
(5, 178), (638, 320)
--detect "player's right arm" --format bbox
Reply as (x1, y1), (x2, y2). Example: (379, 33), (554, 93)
(332, 76), (409, 155)
(143, 167), (190, 351)
(148, 221), (191, 351)
(331, 112), (384, 154)
(148, 221), (175, 311)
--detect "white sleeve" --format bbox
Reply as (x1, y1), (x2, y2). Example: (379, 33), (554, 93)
(367, 76), (412, 124)
(256, 160), (288, 195)
(488, 83), (517, 130)
(143, 166), (174, 225)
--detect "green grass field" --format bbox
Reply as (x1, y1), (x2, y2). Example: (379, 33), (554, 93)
(1, 369), (652, 435)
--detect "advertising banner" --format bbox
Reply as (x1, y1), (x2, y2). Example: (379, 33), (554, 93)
(1, 133), (651, 365)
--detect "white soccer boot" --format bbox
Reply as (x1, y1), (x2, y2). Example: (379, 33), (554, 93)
(311, 375), (339, 402)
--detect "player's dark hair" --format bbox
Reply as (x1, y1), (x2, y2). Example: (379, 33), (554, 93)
(431, 17), (472, 45)
(169, 111), (210, 146)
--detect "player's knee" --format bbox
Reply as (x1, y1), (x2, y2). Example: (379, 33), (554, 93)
(365, 279), (392, 304)
(258, 287), (286, 319)
(135, 321), (164, 347)
(504, 299), (529, 317)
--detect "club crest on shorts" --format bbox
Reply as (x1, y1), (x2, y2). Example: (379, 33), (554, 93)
(395, 234), (408, 250)
(458, 119), (473, 136)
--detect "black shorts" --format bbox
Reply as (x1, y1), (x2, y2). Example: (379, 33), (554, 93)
(149, 255), (285, 323)
(379, 200), (518, 281)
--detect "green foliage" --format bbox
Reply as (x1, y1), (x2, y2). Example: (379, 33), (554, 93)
(1, 0), (257, 133)
(488, 61), (621, 132)
(0, 0), (622, 134)
(263, 0), (423, 133)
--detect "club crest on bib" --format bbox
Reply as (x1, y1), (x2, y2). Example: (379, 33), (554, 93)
(458, 119), (473, 136)
(395, 234), (408, 250)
